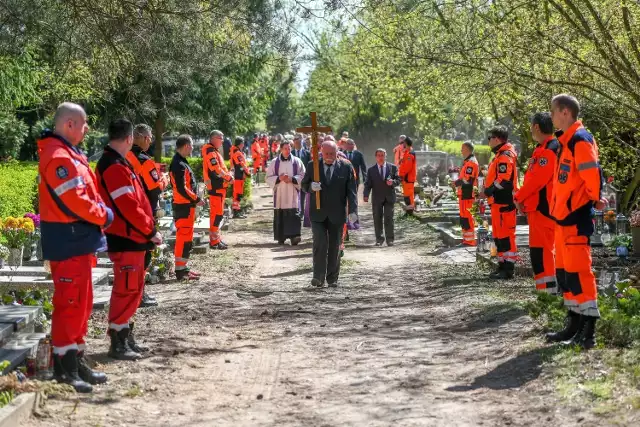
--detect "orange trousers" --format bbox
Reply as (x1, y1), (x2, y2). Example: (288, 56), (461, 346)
(528, 211), (556, 293)
(555, 224), (599, 317)
(50, 254), (94, 354)
(108, 251), (145, 329)
(209, 190), (225, 245)
(402, 182), (415, 211)
(491, 203), (517, 263)
(459, 198), (476, 246)
(175, 206), (195, 272)
(232, 180), (244, 211)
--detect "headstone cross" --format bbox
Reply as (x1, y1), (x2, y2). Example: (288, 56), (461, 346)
(296, 112), (332, 209)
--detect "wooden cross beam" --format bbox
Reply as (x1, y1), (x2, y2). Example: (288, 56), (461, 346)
(296, 112), (331, 209)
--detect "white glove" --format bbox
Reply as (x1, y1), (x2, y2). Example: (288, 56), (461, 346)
(348, 213), (358, 224)
(311, 182), (322, 192)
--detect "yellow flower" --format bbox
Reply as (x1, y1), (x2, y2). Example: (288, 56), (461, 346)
(21, 217), (35, 233)
(2, 217), (18, 229)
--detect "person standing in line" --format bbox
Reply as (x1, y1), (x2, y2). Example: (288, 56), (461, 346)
(344, 138), (367, 189)
(301, 141), (358, 288)
(95, 119), (163, 361)
(202, 130), (233, 250)
(514, 112), (559, 294)
(484, 126), (519, 279)
(399, 136), (417, 214)
(394, 135), (406, 166)
(363, 148), (400, 246)
(292, 133), (311, 219)
(546, 94), (606, 349)
(39, 102), (114, 393)
(452, 142), (479, 246)
(230, 136), (251, 219)
(171, 135), (205, 280)
(251, 133), (264, 184)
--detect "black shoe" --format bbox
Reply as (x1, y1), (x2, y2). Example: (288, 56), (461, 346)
(278, 240), (286, 245)
(128, 322), (150, 353)
(495, 263), (514, 279)
(108, 328), (142, 361)
(375, 241), (383, 247)
(311, 278), (323, 288)
(546, 310), (581, 343)
(138, 291), (158, 308)
(233, 211), (247, 219)
(386, 241), (394, 247)
(53, 350), (93, 393)
(210, 242), (228, 250)
(328, 281), (338, 288)
(488, 263), (504, 279)
(77, 351), (108, 385)
(290, 236), (301, 246)
(563, 315), (598, 349)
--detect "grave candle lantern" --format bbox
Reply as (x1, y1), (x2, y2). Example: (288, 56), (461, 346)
(616, 213), (629, 235)
(594, 210), (604, 235)
(477, 225), (488, 252)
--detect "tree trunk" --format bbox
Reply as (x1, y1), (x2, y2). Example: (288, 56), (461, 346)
(621, 163), (640, 212)
(153, 113), (165, 162)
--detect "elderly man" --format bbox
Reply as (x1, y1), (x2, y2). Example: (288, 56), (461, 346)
(301, 141), (358, 288)
(364, 148), (400, 246)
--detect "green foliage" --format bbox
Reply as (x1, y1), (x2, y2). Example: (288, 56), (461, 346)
(0, 161), (38, 217)
(0, 390), (15, 408)
(432, 139), (492, 165)
(0, 111), (29, 160)
(607, 234), (633, 250)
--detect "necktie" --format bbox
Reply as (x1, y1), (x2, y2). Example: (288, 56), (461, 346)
(380, 165), (384, 178)
(326, 164), (332, 181)
(348, 152), (352, 160)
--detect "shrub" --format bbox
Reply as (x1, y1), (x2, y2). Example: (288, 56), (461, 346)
(0, 161), (38, 217)
(432, 139), (492, 165)
(0, 112), (29, 160)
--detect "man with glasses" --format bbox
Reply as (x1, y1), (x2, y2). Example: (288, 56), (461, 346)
(483, 126), (519, 279)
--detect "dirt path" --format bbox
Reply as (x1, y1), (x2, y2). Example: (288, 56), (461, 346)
(25, 185), (604, 427)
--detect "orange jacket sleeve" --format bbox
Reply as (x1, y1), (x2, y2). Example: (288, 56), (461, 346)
(574, 140), (602, 201)
(45, 157), (111, 227)
(515, 149), (556, 203)
(102, 164), (156, 238)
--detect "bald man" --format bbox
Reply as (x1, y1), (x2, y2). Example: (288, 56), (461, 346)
(301, 141), (358, 288)
(39, 102), (113, 392)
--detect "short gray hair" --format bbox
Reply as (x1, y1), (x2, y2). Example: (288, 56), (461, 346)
(375, 148), (387, 156)
(133, 124), (152, 139)
(346, 138), (355, 145)
(209, 130), (223, 139)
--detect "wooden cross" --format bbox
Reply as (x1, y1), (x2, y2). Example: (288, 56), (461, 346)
(296, 112), (331, 209)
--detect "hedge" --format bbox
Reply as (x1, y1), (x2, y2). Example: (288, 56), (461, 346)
(0, 161), (38, 217)
(432, 139), (492, 165)
(0, 156), (253, 218)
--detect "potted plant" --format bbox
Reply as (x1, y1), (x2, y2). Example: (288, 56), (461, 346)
(0, 216), (36, 267)
(631, 210), (640, 256)
(0, 245), (9, 268)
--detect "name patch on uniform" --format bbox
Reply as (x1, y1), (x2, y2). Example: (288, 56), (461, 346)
(56, 166), (69, 179)
(151, 169), (159, 181)
(558, 171), (568, 184)
(59, 277), (73, 283)
(560, 164), (570, 172)
(465, 167), (473, 174)
(498, 163), (507, 173)
(539, 158), (548, 167)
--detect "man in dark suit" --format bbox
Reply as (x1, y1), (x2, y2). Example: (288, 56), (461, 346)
(292, 133), (311, 218)
(344, 139), (367, 187)
(363, 148), (400, 246)
(301, 140), (358, 288)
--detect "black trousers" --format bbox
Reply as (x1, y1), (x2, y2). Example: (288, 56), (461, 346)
(311, 218), (344, 284)
(372, 199), (395, 243)
(299, 190), (306, 218)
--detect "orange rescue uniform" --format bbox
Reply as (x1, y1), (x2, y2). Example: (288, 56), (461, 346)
(484, 142), (519, 267)
(454, 155), (479, 246)
(202, 143), (232, 245)
(551, 121), (603, 317)
(514, 136), (559, 293)
(170, 152), (201, 273)
(251, 138), (263, 174)
(399, 148), (417, 212)
(230, 145), (250, 212)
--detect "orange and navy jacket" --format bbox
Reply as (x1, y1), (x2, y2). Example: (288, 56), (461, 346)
(202, 143), (232, 194)
(38, 131), (113, 261)
(259, 137), (269, 159)
(251, 138), (263, 161)
(551, 121), (603, 229)
(170, 152), (200, 206)
(230, 146), (250, 180)
(484, 142), (519, 206)
(399, 149), (417, 183)
(454, 155), (479, 200)
(126, 145), (165, 215)
(514, 136), (559, 217)
(95, 146), (156, 252)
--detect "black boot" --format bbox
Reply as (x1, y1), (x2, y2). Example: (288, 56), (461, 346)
(489, 262), (504, 279)
(77, 351), (108, 385)
(53, 350), (93, 393)
(128, 322), (150, 353)
(497, 262), (515, 279)
(138, 291), (158, 308)
(108, 328), (142, 361)
(564, 315), (598, 349)
(546, 310), (581, 343)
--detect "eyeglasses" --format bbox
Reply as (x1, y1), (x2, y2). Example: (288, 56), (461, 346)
(487, 136), (493, 141)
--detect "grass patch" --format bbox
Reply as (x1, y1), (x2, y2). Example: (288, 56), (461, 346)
(124, 385), (143, 398)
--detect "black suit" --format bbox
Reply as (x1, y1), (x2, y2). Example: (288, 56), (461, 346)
(345, 150), (367, 186)
(301, 159), (358, 284)
(363, 162), (400, 244)
(292, 148), (311, 217)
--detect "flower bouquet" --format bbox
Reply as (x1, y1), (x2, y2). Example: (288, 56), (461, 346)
(0, 216), (36, 267)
